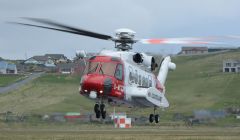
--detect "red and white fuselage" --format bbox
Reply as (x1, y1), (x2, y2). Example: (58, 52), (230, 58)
(80, 50), (175, 108)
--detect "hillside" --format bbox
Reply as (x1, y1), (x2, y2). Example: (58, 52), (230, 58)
(166, 50), (240, 114)
(0, 51), (239, 120)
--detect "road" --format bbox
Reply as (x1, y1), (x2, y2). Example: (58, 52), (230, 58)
(0, 72), (44, 94)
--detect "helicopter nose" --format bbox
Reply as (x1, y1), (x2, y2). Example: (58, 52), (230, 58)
(82, 76), (105, 92)
(82, 75), (114, 97)
(103, 78), (113, 96)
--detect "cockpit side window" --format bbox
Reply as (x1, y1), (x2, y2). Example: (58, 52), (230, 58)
(115, 64), (123, 81)
(86, 62), (99, 74)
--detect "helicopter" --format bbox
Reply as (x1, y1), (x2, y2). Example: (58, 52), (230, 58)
(10, 18), (215, 123)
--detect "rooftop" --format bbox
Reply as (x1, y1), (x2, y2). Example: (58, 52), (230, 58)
(223, 59), (240, 63)
(31, 56), (49, 61)
(182, 47), (208, 51)
(45, 54), (66, 60)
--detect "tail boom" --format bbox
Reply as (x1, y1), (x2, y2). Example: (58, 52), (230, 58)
(157, 56), (176, 86)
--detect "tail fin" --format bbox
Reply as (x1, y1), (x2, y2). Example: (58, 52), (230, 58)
(157, 56), (176, 85)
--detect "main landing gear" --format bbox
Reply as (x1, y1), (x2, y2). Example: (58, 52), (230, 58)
(94, 103), (106, 119)
(93, 78), (112, 119)
(149, 106), (159, 123)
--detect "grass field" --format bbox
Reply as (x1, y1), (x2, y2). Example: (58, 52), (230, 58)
(0, 126), (239, 140)
(0, 74), (25, 87)
(167, 51), (240, 111)
(0, 74), (93, 114)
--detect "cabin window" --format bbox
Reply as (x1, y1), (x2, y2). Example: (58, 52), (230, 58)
(115, 64), (123, 80)
(142, 76), (145, 86)
(128, 66), (134, 84)
(145, 77), (149, 87)
(134, 70), (138, 84)
(148, 75), (152, 87)
(142, 77), (148, 87)
(138, 75), (142, 86)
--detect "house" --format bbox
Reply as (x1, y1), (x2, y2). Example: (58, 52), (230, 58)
(56, 63), (75, 74)
(45, 54), (68, 64)
(208, 47), (237, 53)
(57, 59), (86, 75)
(0, 61), (18, 74)
(180, 47), (208, 55)
(24, 55), (55, 67)
(73, 59), (86, 76)
(223, 59), (240, 73)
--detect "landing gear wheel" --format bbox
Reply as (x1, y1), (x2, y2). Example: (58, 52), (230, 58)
(94, 104), (101, 118)
(100, 103), (106, 119)
(101, 111), (106, 119)
(96, 110), (101, 118)
(100, 104), (105, 112)
(94, 104), (99, 113)
(155, 114), (159, 123)
(149, 114), (154, 123)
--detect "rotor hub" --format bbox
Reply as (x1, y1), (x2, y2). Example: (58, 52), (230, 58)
(114, 28), (137, 51)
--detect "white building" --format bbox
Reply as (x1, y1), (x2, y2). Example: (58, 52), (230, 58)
(223, 59), (240, 73)
(180, 47), (208, 55)
(24, 55), (55, 67)
(45, 54), (68, 64)
(0, 61), (18, 74)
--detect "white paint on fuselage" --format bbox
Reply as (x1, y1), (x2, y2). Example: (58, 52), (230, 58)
(100, 50), (160, 107)
(100, 49), (156, 88)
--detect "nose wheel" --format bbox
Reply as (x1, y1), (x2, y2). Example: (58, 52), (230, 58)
(94, 103), (101, 118)
(94, 103), (106, 119)
(100, 103), (106, 119)
(149, 106), (160, 123)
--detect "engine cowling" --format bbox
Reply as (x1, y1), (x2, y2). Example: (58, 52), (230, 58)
(133, 53), (158, 71)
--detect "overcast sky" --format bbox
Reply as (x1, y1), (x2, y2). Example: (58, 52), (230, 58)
(1, 0), (240, 59)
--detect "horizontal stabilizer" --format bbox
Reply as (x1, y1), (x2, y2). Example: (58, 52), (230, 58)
(125, 87), (169, 107)
(146, 87), (169, 107)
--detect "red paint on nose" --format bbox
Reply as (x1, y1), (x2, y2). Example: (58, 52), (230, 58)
(80, 74), (124, 99)
(82, 74), (104, 93)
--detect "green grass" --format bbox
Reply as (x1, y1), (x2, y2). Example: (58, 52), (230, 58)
(166, 51), (240, 115)
(0, 74), (94, 114)
(0, 75), (25, 87)
(0, 73), (141, 115)
(0, 126), (239, 140)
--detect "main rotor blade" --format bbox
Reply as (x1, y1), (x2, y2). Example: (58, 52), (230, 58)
(225, 35), (240, 39)
(9, 22), (86, 36)
(140, 37), (222, 45)
(10, 18), (113, 40)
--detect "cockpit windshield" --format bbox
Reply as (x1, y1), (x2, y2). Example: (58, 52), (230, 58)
(86, 62), (99, 74)
(85, 61), (123, 80)
(99, 62), (117, 76)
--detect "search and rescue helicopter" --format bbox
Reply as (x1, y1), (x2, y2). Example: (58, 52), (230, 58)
(10, 18), (214, 123)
